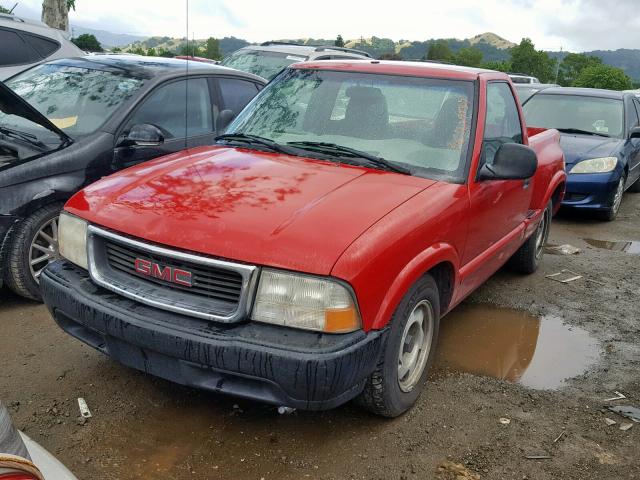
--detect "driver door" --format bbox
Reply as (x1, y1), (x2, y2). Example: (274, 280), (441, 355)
(112, 77), (218, 170)
(460, 81), (534, 295)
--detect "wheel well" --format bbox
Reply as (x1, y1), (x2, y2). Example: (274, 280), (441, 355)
(427, 262), (454, 316)
(551, 182), (565, 209)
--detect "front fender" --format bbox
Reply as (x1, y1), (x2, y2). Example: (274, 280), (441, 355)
(370, 243), (460, 330)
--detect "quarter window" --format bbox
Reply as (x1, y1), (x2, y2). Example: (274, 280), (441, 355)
(125, 78), (213, 138)
(0, 29), (35, 66)
(23, 34), (60, 58)
(483, 82), (523, 164)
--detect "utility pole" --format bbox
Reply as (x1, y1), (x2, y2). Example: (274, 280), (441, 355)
(554, 46), (563, 84)
(41, 0), (69, 32)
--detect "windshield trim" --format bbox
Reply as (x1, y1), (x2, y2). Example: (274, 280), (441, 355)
(228, 67), (478, 184)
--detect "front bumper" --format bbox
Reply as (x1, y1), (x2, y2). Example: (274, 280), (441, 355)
(0, 215), (19, 287)
(40, 261), (387, 410)
(561, 171), (621, 211)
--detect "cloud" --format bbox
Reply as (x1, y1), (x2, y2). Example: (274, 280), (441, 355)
(8, 0), (640, 52)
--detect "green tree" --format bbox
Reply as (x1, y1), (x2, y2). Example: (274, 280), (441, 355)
(71, 34), (103, 52)
(146, 47), (157, 57)
(557, 53), (602, 86)
(454, 47), (483, 67)
(179, 42), (201, 57)
(335, 35), (345, 48)
(426, 40), (452, 62)
(203, 37), (222, 60)
(131, 46), (146, 55)
(482, 60), (512, 72)
(573, 64), (633, 90)
(111, 46), (121, 53)
(157, 48), (175, 58)
(379, 52), (402, 60)
(0, 5), (11, 13)
(509, 38), (555, 82)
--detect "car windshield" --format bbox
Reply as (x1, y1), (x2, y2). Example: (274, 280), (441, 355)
(523, 94), (624, 138)
(4, 63), (144, 138)
(221, 49), (308, 80)
(226, 68), (475, 180)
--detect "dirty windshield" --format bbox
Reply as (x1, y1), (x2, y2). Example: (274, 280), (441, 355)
(221, 49), (307, 80)
(226, 68), (475, 180)
(523, 94), (624, 138)
(5, 63), (144, 138)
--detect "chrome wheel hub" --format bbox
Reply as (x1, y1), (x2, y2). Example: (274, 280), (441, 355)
(534, 208), (550, 259)
(398, 299), (435, 393)
(29, 216), (60, 283)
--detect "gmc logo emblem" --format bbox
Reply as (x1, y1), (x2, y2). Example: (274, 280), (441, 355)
(134, 258), (193, 287)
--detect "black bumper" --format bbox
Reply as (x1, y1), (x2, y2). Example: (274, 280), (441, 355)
(40, 261), (387, 410)
(0, 215), (19, 288)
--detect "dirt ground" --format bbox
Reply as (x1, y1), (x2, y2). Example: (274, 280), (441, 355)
(1, 195), (640, 480)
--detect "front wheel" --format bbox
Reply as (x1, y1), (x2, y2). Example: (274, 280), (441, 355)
(4, 204), (63, 301)
(508, 200), (552, 274)
(355, 274), (440, 417)
(599, 173), (626, 221)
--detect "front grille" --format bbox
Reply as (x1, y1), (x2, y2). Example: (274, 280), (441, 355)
(105, 241), (243, 304)
(86, 226), (258, 322)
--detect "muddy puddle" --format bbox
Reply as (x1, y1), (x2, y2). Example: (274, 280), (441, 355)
(434, 303), (600, 390)
(584, 238), (640, 254)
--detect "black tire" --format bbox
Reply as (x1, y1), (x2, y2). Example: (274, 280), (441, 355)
(598, 173), (626, 222)
(355, 274), (440, 417)
(508, 200), (552, 274)
(4, 203), (63, 301)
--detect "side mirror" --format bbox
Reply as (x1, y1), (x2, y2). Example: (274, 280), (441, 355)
(478, 143), (538, 181)
(629, 126), (640, 139)
(120, 124), (164, 147)
(217, 109), (236, 132)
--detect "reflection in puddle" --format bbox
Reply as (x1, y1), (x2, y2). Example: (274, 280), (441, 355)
(435, 304), (599, 389)
(584, 238), (640, 254)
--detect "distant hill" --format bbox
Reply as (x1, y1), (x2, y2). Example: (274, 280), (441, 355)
(111, 30), (640, 80)
(71, 25), (146, 48)
(469, 32), (516, 49)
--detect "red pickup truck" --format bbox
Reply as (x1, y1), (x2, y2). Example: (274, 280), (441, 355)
(41, 61), (565, 417)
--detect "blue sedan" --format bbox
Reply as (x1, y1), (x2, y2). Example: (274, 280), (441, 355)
(523, 87), (640, 220)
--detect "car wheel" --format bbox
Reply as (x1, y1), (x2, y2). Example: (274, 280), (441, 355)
(600, 173), (626, 221)
(508, 200), (552, 274)
(4, 203), (63, 301)
(355, 274), (440, 417)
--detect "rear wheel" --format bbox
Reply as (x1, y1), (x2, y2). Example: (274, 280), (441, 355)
(508, 200), (552, 274)
(355, 274), (440, 417)
(599, 173), (626, 221)
(4, 204), (63, 301)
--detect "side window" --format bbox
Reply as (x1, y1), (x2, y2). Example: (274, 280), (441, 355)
(218, 78), (259, 115)
(0, 29), (36, 66)
(633, 99), (640, 128)
(23, 34), (60, 59)
(483, 82), (523, 164)
(125, 78), (213, 139)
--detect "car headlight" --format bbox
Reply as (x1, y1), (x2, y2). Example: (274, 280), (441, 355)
(251, 269), (361, 333)
(58, 212), (88, 269)
(570, 157), (618, 174)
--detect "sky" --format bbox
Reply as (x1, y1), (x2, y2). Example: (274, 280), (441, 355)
(8, 0), (640, 52)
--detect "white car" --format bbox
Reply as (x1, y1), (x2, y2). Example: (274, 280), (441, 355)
(0, 13), (84, 81)
(0, 401), (77, 480)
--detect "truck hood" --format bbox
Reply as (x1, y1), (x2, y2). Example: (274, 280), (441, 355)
(66, 146), (434, 275)
(559, 134), (621, 167)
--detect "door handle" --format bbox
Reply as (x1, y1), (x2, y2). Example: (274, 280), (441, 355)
(523, 179), (531, 189)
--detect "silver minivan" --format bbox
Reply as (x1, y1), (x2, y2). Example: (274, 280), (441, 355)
(0, 13), (84, 80)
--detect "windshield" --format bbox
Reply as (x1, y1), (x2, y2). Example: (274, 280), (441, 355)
(226, 68), (475, 180)
(523, 94), (624, 138)
(221, 49), (307, 80)
(4, 63), (144, 138)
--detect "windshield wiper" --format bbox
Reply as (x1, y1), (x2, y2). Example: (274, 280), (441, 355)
(286, 141), (411, 174)
(557, 128), (611, 138)
(0, 126), (48, 149)
(215, 133), (300, 156)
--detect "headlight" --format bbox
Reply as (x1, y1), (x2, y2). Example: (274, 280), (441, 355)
(570, 157), (618, 174)
(251, 269), (361, 333)
(58, 212), (88, 269)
